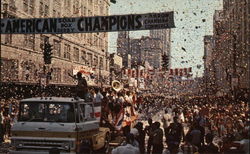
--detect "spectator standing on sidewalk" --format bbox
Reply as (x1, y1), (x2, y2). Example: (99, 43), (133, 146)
(0, 111), (4, 144)
(3, 115), (11, 139)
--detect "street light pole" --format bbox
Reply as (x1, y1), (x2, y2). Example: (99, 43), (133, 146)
(99, 62), (103, 88)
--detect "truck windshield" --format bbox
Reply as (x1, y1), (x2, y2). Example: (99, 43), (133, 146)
(18, 102), (75, 122)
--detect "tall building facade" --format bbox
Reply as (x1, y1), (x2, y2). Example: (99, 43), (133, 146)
(150, 29), (171, 54)
(211, 0), (249, 98)
(140, 36), (163, 68)
(1, 0), (110, 86)
(117, 31), (130, 68)
(117, 32), (165, 69)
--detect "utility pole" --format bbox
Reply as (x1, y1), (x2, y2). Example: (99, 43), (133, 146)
(99, 61), (103, 88)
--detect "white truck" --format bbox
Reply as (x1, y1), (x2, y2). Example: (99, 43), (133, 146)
(10, 97), (110, 154)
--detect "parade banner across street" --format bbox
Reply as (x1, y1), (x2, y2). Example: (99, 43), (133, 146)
(1, 12), (175, 34)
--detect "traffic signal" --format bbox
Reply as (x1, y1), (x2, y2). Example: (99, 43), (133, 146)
(161, 53), (169, 71)
(44, 42), (53, 64)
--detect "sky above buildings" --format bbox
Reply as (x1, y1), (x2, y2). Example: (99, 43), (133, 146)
(109, 0), (222, 77)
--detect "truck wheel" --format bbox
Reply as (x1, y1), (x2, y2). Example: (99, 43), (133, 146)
(102, 133), (110, 153)
(79, 140), (93, 154)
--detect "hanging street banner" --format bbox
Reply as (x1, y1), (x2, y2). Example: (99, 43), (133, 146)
(1, 12), (175, 34)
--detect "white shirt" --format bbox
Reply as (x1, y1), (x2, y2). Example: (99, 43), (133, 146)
(111, 144), (140, 154)
(94, 92), (103, 103)
(117, 96), (125, 104)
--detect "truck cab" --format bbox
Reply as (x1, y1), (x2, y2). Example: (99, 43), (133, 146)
(10, 97), (110, 154)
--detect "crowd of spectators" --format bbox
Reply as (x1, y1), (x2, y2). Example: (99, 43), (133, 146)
(0, 88), (249, 154)
(0, 99), (19, 144)
(112, 95), (249, 154)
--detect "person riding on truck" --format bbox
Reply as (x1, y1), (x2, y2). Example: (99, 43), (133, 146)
(68, 71), (88, 99)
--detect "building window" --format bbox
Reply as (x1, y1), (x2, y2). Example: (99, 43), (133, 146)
(53, 10), (56, 17)
(44, 5), (49, 17)
(29, 0), (34, 14)
(53, 40), (61, 57)
(81, 50), (86, 64)
(73, 47), (79, 62)
(23, 0), (29, 13)
(23, 0), (35, 14)
(20, 60), (36, 81)
(63, 69), (72, 83)
(81, 7), (87, 16)
(5, 34), (12, 44)
(100, 57), (103, 69)
(39, 1), (44, 16)
(73, 0), (80, 15)
(52, 68), (61, 83)
(9, 0), (17, 12)
(87, 34), (91, 44)
(64, 44), (71, 60)
(24, 34), (35, 50)
(87, 53), (93, 66)
(84, 7), (87, 16)
(65, 0), (70, 7)
(93, 55), (98, 67)
(93, 35), (97, 46)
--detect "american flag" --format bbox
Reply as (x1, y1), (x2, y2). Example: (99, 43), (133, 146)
(114, 109), (124, 130)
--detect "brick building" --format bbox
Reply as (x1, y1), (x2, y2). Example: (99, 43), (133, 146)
(1, 0), (110, 87)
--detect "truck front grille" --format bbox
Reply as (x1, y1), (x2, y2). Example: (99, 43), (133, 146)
(12, 139), (73, 151)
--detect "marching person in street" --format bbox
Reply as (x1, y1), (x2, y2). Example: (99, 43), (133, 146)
(145, 118), (154, 154)
(188, 122), (202, 150)
(152, 121), (164, 154)
(165, 116), (184, 153)
(180, 133), (199, 154)
(134, 122), (146, 154)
